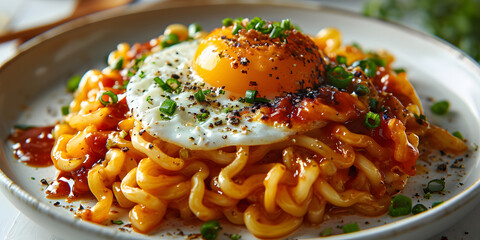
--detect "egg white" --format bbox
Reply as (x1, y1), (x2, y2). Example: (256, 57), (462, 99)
(126, 40), (295, 150)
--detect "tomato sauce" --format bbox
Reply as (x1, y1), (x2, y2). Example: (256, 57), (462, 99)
(8, 126), (55, 167)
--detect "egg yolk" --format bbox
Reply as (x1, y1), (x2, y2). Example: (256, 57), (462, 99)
(193, 26), (325, 98)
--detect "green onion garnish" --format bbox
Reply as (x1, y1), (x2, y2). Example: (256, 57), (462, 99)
(229, 233), (242, 240)
(119, 130), (128, 139)
(424, 179), (445, 193)
(146, 96), (152, 102)
(161, 33), (180, 48)
(452, 131), (464, 140)
(394, 68), (406, 74)
(327, 65), (353, 89)
(247, 17), (262, 30)
(159, 99), (177, 116)
(365, 111), (381, 129)
(354, 84), (370, 96)
(412, 204), (428, 215)
(154, 77), (173, 93)
(432, 201), (444, 208)
(111, 57), (124, 70)
(320, 227), (333, 236)
(166, 78), (181, 90)
(197, 112), (209, 122)
(222, 18), (234, 26)
(61, 105), (70, 116)
(336, 55), (347, 65)
(269, 26), (283, 39)
(389, 194), (412, 217)
(232, 24), (244, 35)
(111, 220), (123, 225)
(188, 23), (202, 37)
(200, 220), (222, 240)
(342, 222), (360, 233)
(138, 71), (146, 78)
(99, 91), (118, 106)
(194, 90), (206, 102)
(430, 100), (449, 115)
(13, 124), (35, 130)
(352, 58), (385, 78)
(369, 98), (378, 111)
(67, 75), (82, 92)
(245, 90), (257, 104)
(281, 19), (292, 30)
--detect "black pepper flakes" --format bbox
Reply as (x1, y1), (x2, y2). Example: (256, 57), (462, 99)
(40, 179), (49, 185)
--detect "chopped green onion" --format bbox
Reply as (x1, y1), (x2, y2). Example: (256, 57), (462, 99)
(13, 124), (35, 130)
(247, 17), (262, 30)
(327, 65), (353, 89)
(412, 204), (428, 215)
(364, 60), (378, 77)
(319, 227), (333, 236)
(197, 112), (210, 122)
(99, 91), (118, 106)
(223, 108), (231, 113)
(229, 233), (242, 240)
(354, 84), (370, 96)
(111, 220), (123, 225)
(336, 55), (347, 65)
(431, 100), (449, 115)
(432, 201), (444, 208)
(370, 58), (386, 67)
(133, 55), (146, 71)
(159, 99), (177, 116)
(61, 105), (70, 116)
(127, 71), (135, 77)
(67, 75), (82, 92)
(119, 130), (128, 139)
(138, 71), (146, 78)
(188, 23), (202, 37)
(389, 194), (412, 217)
(161, 33), (180, 48)
(281, 19), (292, 30)
(342, 222), (360, 233)
(154, 77), (173, 93)
(452, 131), (464, 140)
(394, 68), (406, 74)
(146, 96), (152, 102)
(219, 89), (225, 95)
(424, 179), (445, 193)
(200, 220), (222, 240)
(269, 26), (283, 39)
(232, 24), (244, 35)
(369, 98), (378, 111)
(203, 89), (211, 95)
(365, 112), (381, 129)
(245, 90), (257, 104)
(195, 90), (206, 102)
(166, 78), (181, 90)
(424, 192), (432, 199)
(111, 57), (124, 70)
(222, 18), (234, 26)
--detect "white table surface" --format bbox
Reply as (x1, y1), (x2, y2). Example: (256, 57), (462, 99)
(0, 0), (478, 239)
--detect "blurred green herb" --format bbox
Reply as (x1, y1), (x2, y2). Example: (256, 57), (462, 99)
(364, 0), (480, 61)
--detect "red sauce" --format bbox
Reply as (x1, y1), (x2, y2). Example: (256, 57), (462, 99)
(8, 126), (55, 167)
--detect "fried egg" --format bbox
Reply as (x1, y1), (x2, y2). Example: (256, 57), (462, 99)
(126, 25), (325, 150)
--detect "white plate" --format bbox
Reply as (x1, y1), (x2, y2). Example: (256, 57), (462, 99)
(1, 1), (480, 239)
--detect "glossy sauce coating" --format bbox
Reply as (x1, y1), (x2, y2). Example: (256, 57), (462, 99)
(9, 126), (55, 167)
